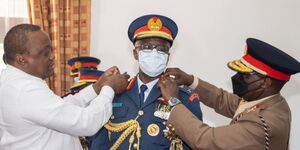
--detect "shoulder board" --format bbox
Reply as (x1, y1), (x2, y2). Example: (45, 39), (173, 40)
(126, 76), (137, 90)
(179, 85), (194, 94)
(179, 86), (199, 102)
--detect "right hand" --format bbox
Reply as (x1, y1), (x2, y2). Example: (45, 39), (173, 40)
(104, 73), (130, 94)
(157, 77), (179, 101)
(164, 68), (194, 86)
(93, 66), (130, 94)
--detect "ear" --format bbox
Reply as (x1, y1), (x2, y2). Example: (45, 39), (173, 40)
(15, 54), (27, 66)
(133, 49), (138, 60)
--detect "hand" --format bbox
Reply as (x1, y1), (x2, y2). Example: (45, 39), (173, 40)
(157, 77), (179, 101)
(104, 73), (130, 94)
(164, 68), (194, 86)
(93, 66), (129, 94)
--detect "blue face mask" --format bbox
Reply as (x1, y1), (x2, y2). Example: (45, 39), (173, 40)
(138, 49), (169, 77)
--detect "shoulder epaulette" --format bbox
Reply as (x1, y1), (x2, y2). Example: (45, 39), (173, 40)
(126, 76), (137, 91)
(179, 86), (199, 102)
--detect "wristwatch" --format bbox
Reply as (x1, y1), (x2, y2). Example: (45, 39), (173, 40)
(168, 97), (182, 107)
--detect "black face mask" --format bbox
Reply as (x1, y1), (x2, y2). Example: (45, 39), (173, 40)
(231, 73), (264, 97)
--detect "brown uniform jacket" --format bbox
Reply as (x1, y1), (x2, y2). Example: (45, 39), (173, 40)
(167, 78), (291, 150)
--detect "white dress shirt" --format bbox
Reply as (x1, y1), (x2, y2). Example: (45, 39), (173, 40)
(0, 65), (114, 150)
(137, 75), (159, 102)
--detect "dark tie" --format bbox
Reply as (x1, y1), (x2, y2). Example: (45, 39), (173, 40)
(139, 84), (148, 107)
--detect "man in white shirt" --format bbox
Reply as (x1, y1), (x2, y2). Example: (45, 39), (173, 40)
(0, 24), (129, 150)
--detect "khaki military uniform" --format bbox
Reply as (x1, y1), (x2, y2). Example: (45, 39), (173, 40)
(167, 78), (291, 150)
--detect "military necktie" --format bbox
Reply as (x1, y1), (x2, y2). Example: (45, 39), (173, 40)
(139, 84), (148, 107)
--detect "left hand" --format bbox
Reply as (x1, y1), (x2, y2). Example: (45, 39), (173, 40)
(157, 77), (179, 101)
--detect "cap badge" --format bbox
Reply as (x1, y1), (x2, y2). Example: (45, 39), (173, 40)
(74, 61), (82, 69)
(147, 17), (163, 31)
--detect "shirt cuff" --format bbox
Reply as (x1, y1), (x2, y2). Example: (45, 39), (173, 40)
(78, 85), (98, 102)
(189, 76), (199, 90)
(98, 85), (115, 103)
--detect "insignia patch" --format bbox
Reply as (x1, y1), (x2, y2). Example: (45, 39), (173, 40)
(246, 104), (260, 113)
(112, 103), (123, 107)
(189, 93), (199, 102)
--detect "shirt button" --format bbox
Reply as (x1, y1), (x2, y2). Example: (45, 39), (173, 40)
(138, 110), (144, 116)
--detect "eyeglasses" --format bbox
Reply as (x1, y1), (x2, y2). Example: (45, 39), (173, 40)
(135, 44), (170, 54)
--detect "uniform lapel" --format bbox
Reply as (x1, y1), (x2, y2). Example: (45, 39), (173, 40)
(141, 83), (161, 109)
(125, 80), (140, 108)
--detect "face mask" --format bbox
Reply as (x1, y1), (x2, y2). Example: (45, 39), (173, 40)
(231, 73), (264, 97)
(138, 49), (168, 77)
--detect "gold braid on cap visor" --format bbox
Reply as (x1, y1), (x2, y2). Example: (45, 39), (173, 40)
(228, 59), (254, 73)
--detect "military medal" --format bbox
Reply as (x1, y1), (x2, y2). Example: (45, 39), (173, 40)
(154, 103), (171, 120)
(147, 123), (160, 136)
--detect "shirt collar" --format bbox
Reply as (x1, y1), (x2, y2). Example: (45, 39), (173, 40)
(6, 64), (43, 81)
(234, 94), (278, 118)
(137, 74), (159, 93)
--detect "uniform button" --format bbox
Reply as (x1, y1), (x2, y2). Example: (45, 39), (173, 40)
(171, 127), (175, 131)
(133, 143), (138, 149)
(110, 115), (115, 120)
(163, 121), (166, 125)
(138, 110), (144, 116)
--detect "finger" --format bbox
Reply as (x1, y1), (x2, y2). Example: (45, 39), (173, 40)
(157, 80), (166, 88)
(168, 77), (176, 82)
(164, 76), (173, 81)
(105, 66), (117, 75)
(123, 74), (130, 79)
(164, 69), (178, 77)
(113, 67), (120, 74)
(107, 66), (117, 71)
(165, 68), (177, 72)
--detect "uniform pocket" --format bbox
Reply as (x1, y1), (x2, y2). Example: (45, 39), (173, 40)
(151, 117), (170, 148)
(112, 107), (128, 120)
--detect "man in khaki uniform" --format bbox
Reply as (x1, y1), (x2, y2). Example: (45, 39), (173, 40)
(156, 38), (300, 150)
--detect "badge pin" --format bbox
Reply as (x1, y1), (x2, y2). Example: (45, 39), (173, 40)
(147, 123), (160, 136)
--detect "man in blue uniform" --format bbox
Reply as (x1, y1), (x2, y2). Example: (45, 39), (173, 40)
(89, 14), (203, 150)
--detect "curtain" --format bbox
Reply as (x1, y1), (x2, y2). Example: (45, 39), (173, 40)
(27, 0), (91, 95)
(0, 0), (28, 72)
(0, 0), (28, 42)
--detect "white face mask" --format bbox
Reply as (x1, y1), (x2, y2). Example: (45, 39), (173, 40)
(138, 49), (169, 77)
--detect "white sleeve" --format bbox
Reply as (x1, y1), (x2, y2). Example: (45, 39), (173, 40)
(19, 84), (114, 136)
(63, 85), (98, 107)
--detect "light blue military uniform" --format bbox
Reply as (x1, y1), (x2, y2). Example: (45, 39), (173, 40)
(88, 76), (202, 150)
